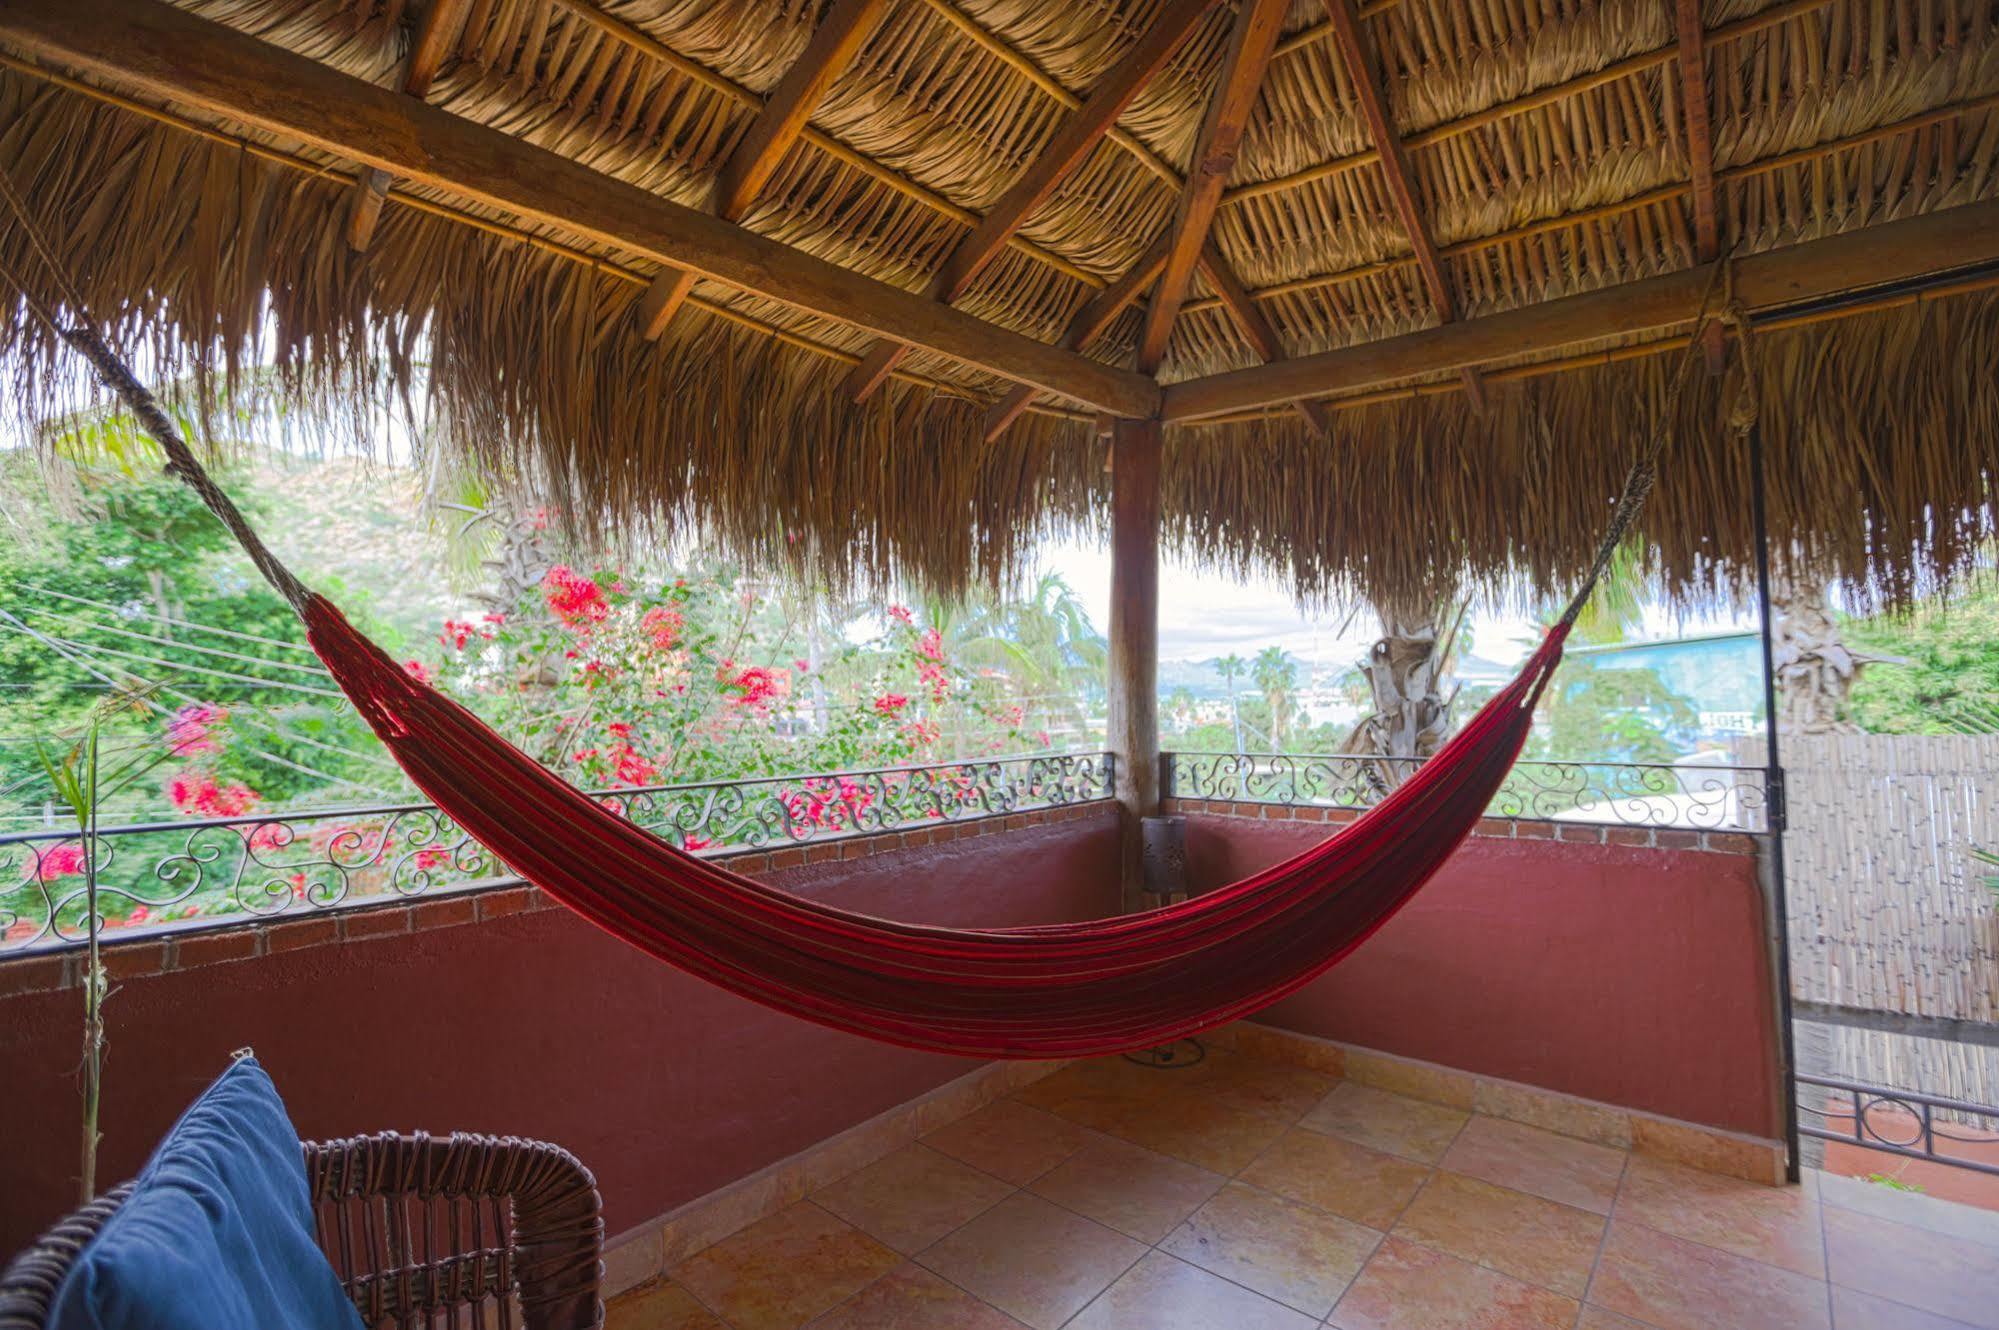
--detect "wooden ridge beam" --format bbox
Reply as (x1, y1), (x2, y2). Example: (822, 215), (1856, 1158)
(637, 0), (889, 341)
(344, 0), (470, 251)
(1321, 0), (1482, 408)
(1671, 0), (1725, 372)
(0, 0), (1159, 417)
(1159, 199), (1999, 423)
(1136, 0), (1289, 374)
(842, 0), (1217, 402)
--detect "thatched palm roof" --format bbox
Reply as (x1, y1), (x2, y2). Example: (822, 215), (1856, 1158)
(1, 0), (1996, 609)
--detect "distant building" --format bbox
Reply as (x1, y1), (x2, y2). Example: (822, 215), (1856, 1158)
(1564, 630), (1764, 740)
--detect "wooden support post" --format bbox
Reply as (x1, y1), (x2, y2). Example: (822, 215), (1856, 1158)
(1109, 416), (1162, 912)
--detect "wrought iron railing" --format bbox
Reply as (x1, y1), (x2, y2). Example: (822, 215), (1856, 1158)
(1798, 1073), (1999, 1179)
(0, 751), (1113, 954)
(1164, 751), (1769, 831)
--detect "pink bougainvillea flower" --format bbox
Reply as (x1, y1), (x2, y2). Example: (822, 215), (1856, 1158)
(402, 659), (432, 684)
(917, 660), (949, 702)
(165, 703), (222, 756)
(732, 666), (786, 712)
(482, 611), (507, 627)
(682, 835), (713, 852)
(604, 721), (633, 739)
(887, 605), (914, 625)
(542, 565), (611, 630)
(872, 693), (909, 715)
(793, 659), (810, 674)
(916, 628), (943, 662)
(167, 772), (261, 819)
(610, 742), (658, 787)
(34, 843), (87, 880)
(641, 605), (684, 653)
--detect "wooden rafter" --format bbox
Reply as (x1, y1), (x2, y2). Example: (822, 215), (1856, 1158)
(981, 231), (1173, 440)
(0, 0), (1160, 416)
(1197, 245), (1332, 434)
(1173, 88), (1999, 320)
(637, 0), (889, 341)
(1230, 0), (1835, 211)
(842, 0), (1219, 402)
(1672, 0), (1727, 372)
(1158, 198), (1999, 422)
(1134, 0), (1289, 375)
(344, 0), (470, 251)
(543, 0), (1099, 291)
(1322, 0), (1484, 409)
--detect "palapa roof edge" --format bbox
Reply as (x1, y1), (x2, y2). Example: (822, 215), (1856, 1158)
(1, 0), (1996, 609)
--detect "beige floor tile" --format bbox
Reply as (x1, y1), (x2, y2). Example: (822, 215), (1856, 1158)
(1239, 1127), (1433, 1230)
(670, 1202), (900, 1330)
(804, 1262), (1030, 1329)
(1160, 1180), (1382, 1317)
(922, 1100), (1092, 1186)
(1588, 1218), (1832, 1330)
(1825, 1205), (1999, 1329)
(1011, 1057), (1163, 1124)
(1393, 1170), (1606, 1297)
(1616, 1154), (1824, 1278)
(1575, 1308), (1653, 1330)
(915, 1192), (1144, 1330)
(1329, 1235), (1579, 1330)
(1819, 1171), (1999, 1250)
(1088, 1086), (1291, 1174)
(1186, 1048), (1342, 1123)
(1831, 1285), (1986, 1330)
(1302, 1081), (1473, 1163)
(605, 1281), (726, 1330)
(1028, 1135), (1225, 1242)
(812, 1143), (1013, 1254)
(1067, 1250), (1319, 1330)
(1441, 1116), (1627, 1214)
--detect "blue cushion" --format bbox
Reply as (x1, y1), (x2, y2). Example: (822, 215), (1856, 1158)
(51, 1056), (365, 1330)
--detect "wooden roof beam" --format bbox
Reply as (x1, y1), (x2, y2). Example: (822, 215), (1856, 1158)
(842, 0), (1219, 402)
(0, 0), (1159, 417)
(637, 0), (890, 341)
(344, 0), (470, 251)
(1159, 198), (1999, 422)
(1321, 0), (1484, 409)
(1671, 0), (1726, 373)
(1136, 0), (1290, 375)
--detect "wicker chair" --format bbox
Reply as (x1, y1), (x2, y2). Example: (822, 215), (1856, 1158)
(0, 1132), (603, 1330)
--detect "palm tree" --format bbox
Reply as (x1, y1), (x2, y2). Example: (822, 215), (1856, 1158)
(1251, 647), (1299, 751)
(1341, 598), (1465, 763)
(1214, 653), (1247, 752)
(915, 572), (1107, 740)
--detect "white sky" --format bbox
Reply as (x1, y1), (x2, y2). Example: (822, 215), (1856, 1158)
(1032, 534), (1754, 669)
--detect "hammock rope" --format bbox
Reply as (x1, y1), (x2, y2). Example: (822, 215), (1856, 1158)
(0, 166), (1734, 1057)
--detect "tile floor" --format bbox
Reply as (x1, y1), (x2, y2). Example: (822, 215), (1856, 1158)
(607, 1049), (1999, 1330)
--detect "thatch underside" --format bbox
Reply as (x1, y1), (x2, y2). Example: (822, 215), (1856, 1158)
(2, 0), (1998, 611)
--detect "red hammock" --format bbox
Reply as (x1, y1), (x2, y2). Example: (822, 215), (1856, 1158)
(307, 592), (1567, 1057)
(34, 306), (1593, 1060)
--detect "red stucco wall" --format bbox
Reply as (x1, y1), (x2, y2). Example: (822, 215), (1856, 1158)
(1184, 813), (1782, 1139)
(0, 813), (1120, 1256)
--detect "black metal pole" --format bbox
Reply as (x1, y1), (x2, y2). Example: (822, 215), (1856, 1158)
(1747, 421), (1802, 1184)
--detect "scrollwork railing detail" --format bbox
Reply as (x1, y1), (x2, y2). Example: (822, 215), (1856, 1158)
(0, 751), (1112, 953)
(1166, 752), (1768, 832)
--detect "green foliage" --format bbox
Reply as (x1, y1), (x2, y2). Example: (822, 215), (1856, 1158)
(1528, 664), (1700, 764)
(1844, 578), (1999, 735)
